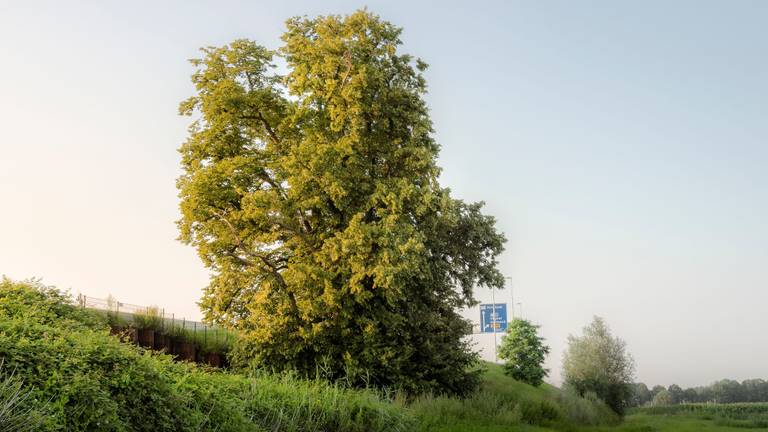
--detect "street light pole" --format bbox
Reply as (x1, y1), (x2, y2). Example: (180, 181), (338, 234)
(505, 277), (514, 320)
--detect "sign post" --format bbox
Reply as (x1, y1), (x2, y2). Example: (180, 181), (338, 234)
(480, 303), (507, 362)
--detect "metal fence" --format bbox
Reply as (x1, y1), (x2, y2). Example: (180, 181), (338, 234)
(76, 294), (232, 344)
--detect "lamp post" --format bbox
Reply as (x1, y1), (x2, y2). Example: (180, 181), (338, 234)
(505, 277), (514, 320)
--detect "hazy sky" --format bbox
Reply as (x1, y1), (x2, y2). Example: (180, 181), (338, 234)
(2, 1), (767, 388)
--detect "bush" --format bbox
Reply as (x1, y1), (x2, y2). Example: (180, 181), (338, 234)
(518, 399), (560, 424)
(0, 278), (413, 432)
(553, 389), (619, 426)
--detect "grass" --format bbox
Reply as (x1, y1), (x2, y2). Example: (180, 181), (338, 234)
(0, 278), (413, 432)
(1, 278), (626, 431)
(95, 306), (237, 355)
(164, 323), (236, 355)
(642, 402), (768, 418)
(580, 404), (768, 432)
(408, 371), (768, 431)
(18, 277), (762, 432)
(409, 362), (618, 431)
(586, 412), (759, 431)
(0, 363), (49, 432)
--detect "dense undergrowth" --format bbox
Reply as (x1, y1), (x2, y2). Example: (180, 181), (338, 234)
(0, 278), (620, 431)
(0, 278), (412, 432)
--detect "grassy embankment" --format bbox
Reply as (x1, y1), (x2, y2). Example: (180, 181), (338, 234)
(411, 362), (618, 431)
(0, 278), (411, 431)
(0, 277), (643, 431)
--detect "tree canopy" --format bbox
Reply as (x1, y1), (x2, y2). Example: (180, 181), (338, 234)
(177, 10), (505, 395)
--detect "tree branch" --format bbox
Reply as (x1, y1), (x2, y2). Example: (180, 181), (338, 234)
(211, 209), (301, 320)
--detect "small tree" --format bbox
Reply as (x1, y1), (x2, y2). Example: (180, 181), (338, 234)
(629, 383), (651, 407)
(562, 316), (635, 415)
(498, 319), (550, 386)
(682, 388), (698, 403)
(667, 384), (683, 404)
(650, 385), (666, 399)
(652, 390), (674, 406)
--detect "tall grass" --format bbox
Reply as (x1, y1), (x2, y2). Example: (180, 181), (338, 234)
(0, 278), (413, 432)
(0, 363), (48, 432)
(243, 371), (414, 432)
(171, 326), (235, 354)
(1, 278), (622, 432)
(132, 306), (164, 330)
(408, 363), (618, 431)
(92, 304), (237, 355)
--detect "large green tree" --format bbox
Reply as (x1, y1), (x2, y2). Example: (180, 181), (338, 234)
(177, 10), (505, 395)
(562, 316), (635, 415)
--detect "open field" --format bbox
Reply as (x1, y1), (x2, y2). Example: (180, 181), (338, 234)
(591, 413), (764, 432)
(608, 403), (768, 431)
(586, 404), (768, 432)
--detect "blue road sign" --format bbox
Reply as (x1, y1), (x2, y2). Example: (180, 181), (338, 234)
(480, 303), (507, 333)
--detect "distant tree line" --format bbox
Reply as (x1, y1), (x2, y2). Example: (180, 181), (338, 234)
(629, 379), (768, 406)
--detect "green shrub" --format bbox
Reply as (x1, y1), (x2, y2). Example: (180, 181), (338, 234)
(518, 399), (561, 424)
(553, 389), (619, 426)
(0, 278), (413, 432)
(0, 278), (104, 329)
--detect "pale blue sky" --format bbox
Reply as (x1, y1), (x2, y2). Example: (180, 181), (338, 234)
(2, 1), (767, 387)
